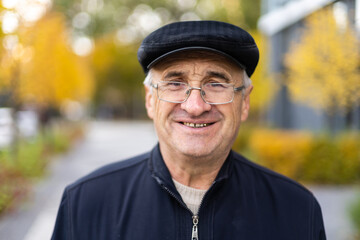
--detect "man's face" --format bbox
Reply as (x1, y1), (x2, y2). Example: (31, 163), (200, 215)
(145, 53), (252, 159)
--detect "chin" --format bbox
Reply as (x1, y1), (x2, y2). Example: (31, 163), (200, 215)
(176, 143), (216, 158)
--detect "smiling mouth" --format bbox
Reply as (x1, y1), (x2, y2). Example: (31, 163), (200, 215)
(181, 122), (214, 128)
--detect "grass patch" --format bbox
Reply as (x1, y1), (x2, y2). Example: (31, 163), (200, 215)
(349, 196), (360, 239)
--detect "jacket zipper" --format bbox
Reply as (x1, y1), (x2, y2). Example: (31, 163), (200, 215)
(154, 175), (217, 240)
(191, 184), (210, 240)
(191, 215), (199, 240)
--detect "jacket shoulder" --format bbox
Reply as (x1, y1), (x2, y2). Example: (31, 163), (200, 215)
(231, 151), (312, 195)
(67, 151), (150, 190)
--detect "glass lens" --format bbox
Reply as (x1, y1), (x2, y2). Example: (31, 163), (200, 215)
(157, 81), (188, 102)
(202, 83), (234, 104)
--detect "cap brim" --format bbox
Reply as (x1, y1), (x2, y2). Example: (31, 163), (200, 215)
(147, 46), (246, 72)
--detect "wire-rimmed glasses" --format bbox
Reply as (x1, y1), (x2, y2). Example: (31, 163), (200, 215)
(150, 81), (245, 105)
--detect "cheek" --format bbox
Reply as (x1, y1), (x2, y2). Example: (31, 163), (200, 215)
(228, 104), (243, 128)
(153, 100), (171, 122)
(232, 97), (246, 122)
(152, 100), (161, 119)
(216, 105), (239, 129)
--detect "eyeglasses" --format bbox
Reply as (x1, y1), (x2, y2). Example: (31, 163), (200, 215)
(150, 81), (245, 105)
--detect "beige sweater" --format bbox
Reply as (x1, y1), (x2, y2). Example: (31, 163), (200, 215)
(173, 179), (207, 215)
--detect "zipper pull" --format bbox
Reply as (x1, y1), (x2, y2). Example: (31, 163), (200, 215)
(191, 215), (199, 240)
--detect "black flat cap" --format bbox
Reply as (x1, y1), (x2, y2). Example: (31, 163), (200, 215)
(137, 20), (259, 77)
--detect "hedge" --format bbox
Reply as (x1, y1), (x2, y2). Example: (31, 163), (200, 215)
(233, 128), (360, 184)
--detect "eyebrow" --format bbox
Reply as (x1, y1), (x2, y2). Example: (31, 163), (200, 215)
(206, 71), (231, 83)
(162, 70), (231, 83)
(163, 71), (185, 79)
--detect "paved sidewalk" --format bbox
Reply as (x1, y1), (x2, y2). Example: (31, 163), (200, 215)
(0, 121), (358, 240)
(310, 185), (358, 240)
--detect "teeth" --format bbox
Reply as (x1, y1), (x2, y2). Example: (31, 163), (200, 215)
(183, 122), (209, 128)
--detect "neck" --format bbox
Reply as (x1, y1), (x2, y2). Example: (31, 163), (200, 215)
(159, 144), (229, 190)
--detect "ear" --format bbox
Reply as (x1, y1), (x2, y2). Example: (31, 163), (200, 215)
(240, 85), (253, 122)
(145, 86), (154, 119)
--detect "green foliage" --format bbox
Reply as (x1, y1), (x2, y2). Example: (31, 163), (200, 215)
(0, 180), (20, 214)
(43, 126), (72, 154)
(233, 128), (360, 184)
(0, 186), (11, 213)
(0, 122), (82, 215)
(0, 155), (28, 214)
(241, 0), (261, 29)
(14, 138), (46, 178)
(349, 196), (360, 238)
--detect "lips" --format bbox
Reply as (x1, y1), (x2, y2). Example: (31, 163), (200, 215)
(181, 122), (214, 128)
(173, 111), (220, 129)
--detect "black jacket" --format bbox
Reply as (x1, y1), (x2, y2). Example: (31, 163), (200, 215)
(51, 144), (326, 240)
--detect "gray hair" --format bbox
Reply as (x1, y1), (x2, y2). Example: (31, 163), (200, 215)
(143, 70), (153, 87)
(143, 69), (252, 94)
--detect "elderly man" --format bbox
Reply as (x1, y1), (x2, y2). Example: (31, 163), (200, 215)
(52, 21), (326, 240)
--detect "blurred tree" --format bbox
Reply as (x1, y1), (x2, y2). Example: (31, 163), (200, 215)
(0, 5), (12, 94)
(91, 35), (144, 118)
(241, 0), (261, 30)
(0, 39), (21, 107)
(16, 12), (93, 107)
(0, 47), (14, 91)
(285, 7), (360, 123)
(220, 0), (261, 29)
(248, 31), (276, 119)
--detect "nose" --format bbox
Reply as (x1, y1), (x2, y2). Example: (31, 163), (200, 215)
(180, 88), (211, 116)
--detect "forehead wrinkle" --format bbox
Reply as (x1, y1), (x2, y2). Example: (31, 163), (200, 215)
(192, 62), (202, 77)
(190, 60), (234, 82)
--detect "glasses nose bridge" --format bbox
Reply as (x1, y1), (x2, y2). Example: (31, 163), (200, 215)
(185, 85), (206, 102)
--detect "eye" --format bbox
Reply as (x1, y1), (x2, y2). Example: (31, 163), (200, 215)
(165, 81), (183, 87)
(159, 81), (187, 91)
(206, 82), (228, 89)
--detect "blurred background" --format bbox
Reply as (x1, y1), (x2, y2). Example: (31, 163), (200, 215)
(0, 0), (359, 239)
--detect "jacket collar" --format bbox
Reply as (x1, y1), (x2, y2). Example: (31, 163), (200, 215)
(148, 143), (233, 189)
